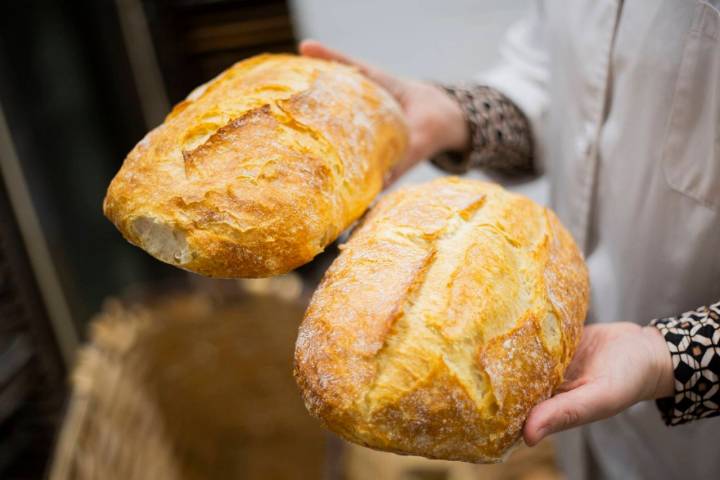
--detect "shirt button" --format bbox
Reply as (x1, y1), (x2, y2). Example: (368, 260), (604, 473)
(576, 123), (595, 157)
(576, 137), (591, 157)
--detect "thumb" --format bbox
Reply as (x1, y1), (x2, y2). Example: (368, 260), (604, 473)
(523, 380), (615, 446)
(298, 40), (404, 98)
(384, 142), (429, 187)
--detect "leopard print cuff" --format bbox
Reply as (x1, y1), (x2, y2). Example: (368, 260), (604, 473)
(651, 300), (720, 426)
(430, 84), (534, 174)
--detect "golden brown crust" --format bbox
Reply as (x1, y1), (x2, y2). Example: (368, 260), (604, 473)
(294, 177), (589, 463)
(103, 54), (408, 278)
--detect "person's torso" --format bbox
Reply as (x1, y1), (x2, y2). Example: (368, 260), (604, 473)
(543, 0), (720, 328)
(539, 1), (720, 478)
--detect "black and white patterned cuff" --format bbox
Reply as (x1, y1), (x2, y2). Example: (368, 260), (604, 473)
(430, 84), (534, 174)
(650, 300), (720, 426)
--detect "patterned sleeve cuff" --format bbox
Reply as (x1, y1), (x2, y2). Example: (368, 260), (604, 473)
(430, 84), (534, 174)
(650, 300), (720, 426)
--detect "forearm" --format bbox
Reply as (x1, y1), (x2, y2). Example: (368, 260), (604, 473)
(430, 84), (534, 174)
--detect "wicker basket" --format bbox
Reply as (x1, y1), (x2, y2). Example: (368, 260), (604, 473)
(50, 281), (326, 480)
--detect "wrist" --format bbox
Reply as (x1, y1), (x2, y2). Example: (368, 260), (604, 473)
(641, 326), (674, 400)
(426, 84), (469, 154)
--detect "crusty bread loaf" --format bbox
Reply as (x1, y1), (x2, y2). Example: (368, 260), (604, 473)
(294, 177), (589, 463)
(104, 54), (407, 278)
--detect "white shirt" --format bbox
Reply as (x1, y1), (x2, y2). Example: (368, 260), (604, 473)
(478, 1), (720, 479)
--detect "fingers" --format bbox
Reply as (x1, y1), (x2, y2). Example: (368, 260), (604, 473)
(298, 39), (404, 98)
(523, 380), (614, 447)
(299, 39), (356, 65)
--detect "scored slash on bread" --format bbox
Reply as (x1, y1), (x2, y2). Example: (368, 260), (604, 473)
(294, 177), (589, 463)
(104, 54), (408, 278)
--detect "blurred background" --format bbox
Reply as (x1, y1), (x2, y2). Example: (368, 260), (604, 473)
(0, 1), (561, 479)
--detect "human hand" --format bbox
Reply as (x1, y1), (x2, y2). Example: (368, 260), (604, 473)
(524, 322), (674, 446)
(299, 40), (468, 184)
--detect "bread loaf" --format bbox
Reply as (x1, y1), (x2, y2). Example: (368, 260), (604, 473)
(103, 54), (408, 278)
(294, 177), (589, 463)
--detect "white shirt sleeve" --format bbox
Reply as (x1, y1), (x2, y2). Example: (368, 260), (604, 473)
(476, 2), (550, 166)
